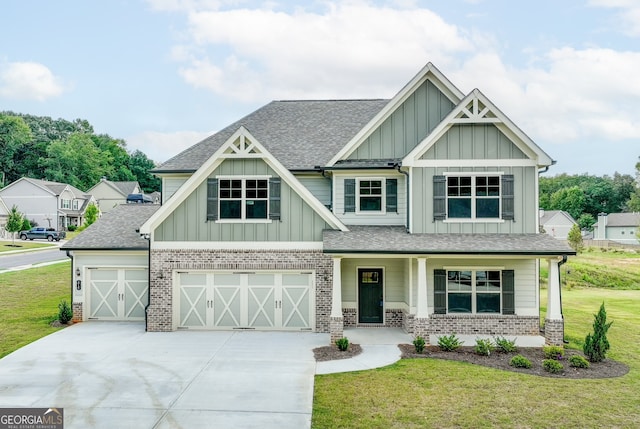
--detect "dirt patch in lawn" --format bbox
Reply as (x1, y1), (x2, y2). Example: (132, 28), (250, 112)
(399, 344), (629, 379)
(314, 344), (363, 362)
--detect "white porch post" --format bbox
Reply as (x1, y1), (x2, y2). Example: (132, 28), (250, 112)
(416, 257), (428, 319)
(545, 257), (564, 345)
(331, 257), (342, 318)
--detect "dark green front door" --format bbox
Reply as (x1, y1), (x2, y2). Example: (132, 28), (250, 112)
(358, 268), (383, 323)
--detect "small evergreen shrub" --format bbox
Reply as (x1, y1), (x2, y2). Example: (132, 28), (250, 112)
(543, 345), (565, 360)
(474, 338), (495, 356)
(543, 359), (564, 374)
(509, 355), (532, 369)
(413, 336), (426, 353)
(335, 337), (349, 351)
(569, 355), (590, 369)
(583, 302), (613, 362)
(494, 336), (517, 353)
(437, 334), (461, 352)
(58, 300), (73, 324)
(67, 225), (77, 231)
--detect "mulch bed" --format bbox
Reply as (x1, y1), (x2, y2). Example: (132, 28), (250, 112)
(399, 344), (629, 379)
(314, 344), (363, 361)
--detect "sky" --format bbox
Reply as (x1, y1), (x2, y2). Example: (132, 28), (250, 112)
(1, 0), (639, 176)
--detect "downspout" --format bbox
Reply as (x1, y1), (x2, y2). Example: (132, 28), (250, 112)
(315, 166), (333, 211)
(143, 233), (151, 332)
(394, 163), (410, 233)
(558, 254), (568, 343)
(65, 250), (74, 319)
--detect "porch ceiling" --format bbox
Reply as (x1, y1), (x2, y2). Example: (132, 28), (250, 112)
(323, 226), (576, 256)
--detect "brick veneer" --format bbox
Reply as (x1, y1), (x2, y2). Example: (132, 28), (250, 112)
(343, 308), (357, 327)
(330, 317), (344, 342)
(544, 318), (564, 346)
(428, 314), (540, 336)
(72, 303), (83, 323)
(147, 249), (333, 332)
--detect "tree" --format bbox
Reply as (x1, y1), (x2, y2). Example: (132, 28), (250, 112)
(20, 218), (32, 232)
(550, 186), (585, 220)
(0, 114), (33, 186)
(583, 302), (613, 362)
(84, 203), (99, 227)
(577, 213), (596, 231)
(5, 205), (24, 245)
(567, 223), (584, 253)
(129, 150), (160, 192)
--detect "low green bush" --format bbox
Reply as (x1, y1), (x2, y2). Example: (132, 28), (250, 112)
(437, 334), (461, 352)
(413, 336), (426, 353)
(67, 225), (77, 232)
(509, 355), (532, 369)
(474, 338), (495, 356)
(569, 354), (590, 369)
(543, 359), (564, 374)
(494, 336), (517, 353)
(58, 300), (73, 324)
(335, 337), (349, 351)
(543, 345), (565, 360)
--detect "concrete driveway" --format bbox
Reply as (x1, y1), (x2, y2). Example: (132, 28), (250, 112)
(0, 322), (328, 428)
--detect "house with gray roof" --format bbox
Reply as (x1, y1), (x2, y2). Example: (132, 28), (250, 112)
(0, 177), (96, 230)
(62, 63), (574, 346)
(594, 212), (640, 244)
(86, 178), (142, 213)
(539, 209), (577, 240)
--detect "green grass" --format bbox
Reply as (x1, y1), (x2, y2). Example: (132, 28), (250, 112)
(313, 290), (640, 428)
(0, 241), (57, 253)
(0, 262), (71, 358)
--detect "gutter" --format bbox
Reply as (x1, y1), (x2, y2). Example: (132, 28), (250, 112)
(323, 249), (577, 256)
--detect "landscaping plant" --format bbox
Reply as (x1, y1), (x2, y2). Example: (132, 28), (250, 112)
(474, 338), (495, 356)
(569, 355), (590, 369)
(543, 345), (565, 360)
(583, 302), (613, 362)
(494, 336), (517, 353)
(437, 334), (461, 352)
(335, 337), (349, 351)
(509, 355), (532, 369)
(413, 336), (426, 353)
(543, 359), (564, 374)
(58, 300), (73, 324)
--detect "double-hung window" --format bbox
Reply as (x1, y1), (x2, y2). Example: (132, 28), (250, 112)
(447, 175), (500, 219)
(447, 270), (501, 313)
(61, 199), (71, 209)
(358, 179), (383, 212)
(219, 178), (268, 220)
(344, 178), (398, 214)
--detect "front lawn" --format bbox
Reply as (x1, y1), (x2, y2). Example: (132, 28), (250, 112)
(0, 262), (70, 358)
(313, 288), (640, 428)
(0, 241), (57, 253)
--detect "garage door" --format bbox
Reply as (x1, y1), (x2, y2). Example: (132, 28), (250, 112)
(88, 268), (148, 320)
(178, 271), (314, 330)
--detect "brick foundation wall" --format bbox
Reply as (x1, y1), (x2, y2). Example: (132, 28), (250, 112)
(428, 314), (540, 337)
(385, 309), (403, 327)
(147, 249), (333, 332)
(414, 318), (430, 343)
(72, 303), (83, 323)
(343, 308), (357, 327)
(330, 317), (344, 343)
(402, 310), (415, 335)
(544, 318), (564, 346)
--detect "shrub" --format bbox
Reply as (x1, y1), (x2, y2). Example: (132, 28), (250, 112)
(583, 302), (613, 362)
(509, 355), (532, 369)
(569, 355), (590, 369)
(413, 336), (426, 353)
(494, 336), (518, 353)
(543, 359), (564, 374)
(474, 338), (495, 356)
(58, 300), (73, 324)
(67, 225), (77, 231)
(335, 337), (349, 351)
(437, 334), (461, 352)
(543, 345), (565, 360)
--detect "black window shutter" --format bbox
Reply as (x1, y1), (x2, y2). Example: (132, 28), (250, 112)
(386, 178), (398, 213)
(434, 269), (447, 314)
(206, 178), (218, 221)
(433, 175), (446, 221)
(502, 270), (515, 315)
(344, 179), (356, 213)
(502, 174), (515, 221)
(269, 177), (281, 220)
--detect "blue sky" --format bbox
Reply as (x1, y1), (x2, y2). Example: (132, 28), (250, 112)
(1, 0), (639, 176)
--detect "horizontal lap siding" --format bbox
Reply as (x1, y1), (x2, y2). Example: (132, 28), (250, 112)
(334, 174), (406, 226)
(296, 176), (332, 207)
(340, 258), (406, 304)
(163, 177), (189, 203)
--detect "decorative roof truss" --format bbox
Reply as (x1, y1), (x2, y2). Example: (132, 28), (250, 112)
(451, 96), (500, 123)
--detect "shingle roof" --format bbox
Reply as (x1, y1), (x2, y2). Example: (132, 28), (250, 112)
(61, 204), (160, 250)
(605, 212), (640, 227)
(26, 178), (88, 197)
(110, 181), (140, 196)
(539, 210), (575, 225)
(323, 226), (575, 255)
(155, 99), (389, 172)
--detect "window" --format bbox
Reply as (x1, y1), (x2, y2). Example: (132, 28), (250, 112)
(359, 180), (382, 211)
(61, 199), (71, 209)
(344, 178), (398, 213)
(433, 174), (513, 221)
(219, 178), (268, 220)
(447, 270), (501, 314)
(72, 200), (79, 210)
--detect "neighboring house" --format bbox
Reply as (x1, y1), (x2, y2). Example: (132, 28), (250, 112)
(0, 196), (9, 238)
(0, 177), (96, 229)
(539, 210), (577, 240)
(87, 178), (141, 213)
(593, 212), (640, 245)
(62, 63), (574, 346)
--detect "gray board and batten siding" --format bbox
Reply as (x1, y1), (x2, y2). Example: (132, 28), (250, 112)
(154, 158), (332, 242)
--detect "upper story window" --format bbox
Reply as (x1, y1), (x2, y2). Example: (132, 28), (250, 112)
(72, 200), (79, 210)
(207, 177), (280, 222)
(434, 174), (514, 222)
(434, 269), (514, 315)
(344, 178), (397, 214)
(61, 199), (71, 209)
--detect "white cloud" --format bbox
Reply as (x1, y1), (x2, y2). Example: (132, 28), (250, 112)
(126, 130), (214, 163)
(589, 0), (640, 36)
(0, 61), (65, 101)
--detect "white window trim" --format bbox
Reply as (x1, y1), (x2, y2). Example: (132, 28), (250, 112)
(215, 175), (272, 223)
(443, 172), (503, 222)
(61, 199), (71, 209)
(446, 269), (502, 315)
(355, 177), (386, 214)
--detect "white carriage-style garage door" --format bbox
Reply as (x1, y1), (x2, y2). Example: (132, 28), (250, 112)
(177, 271), (314, 331)
(87, 268), (149, 320)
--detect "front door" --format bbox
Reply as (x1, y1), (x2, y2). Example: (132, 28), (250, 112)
(358, 268), (383, 323)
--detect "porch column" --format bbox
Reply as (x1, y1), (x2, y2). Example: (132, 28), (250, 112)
(330, 257), (344, 343)
(414, 257), (430, 343)
(545, 258), (564, 345)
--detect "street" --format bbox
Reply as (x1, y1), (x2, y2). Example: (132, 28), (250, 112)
(0, 248), (69, 271)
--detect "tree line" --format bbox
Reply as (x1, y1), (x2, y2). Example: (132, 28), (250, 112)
(0, 111), (160, 192)
(540, 158), (640, 230)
